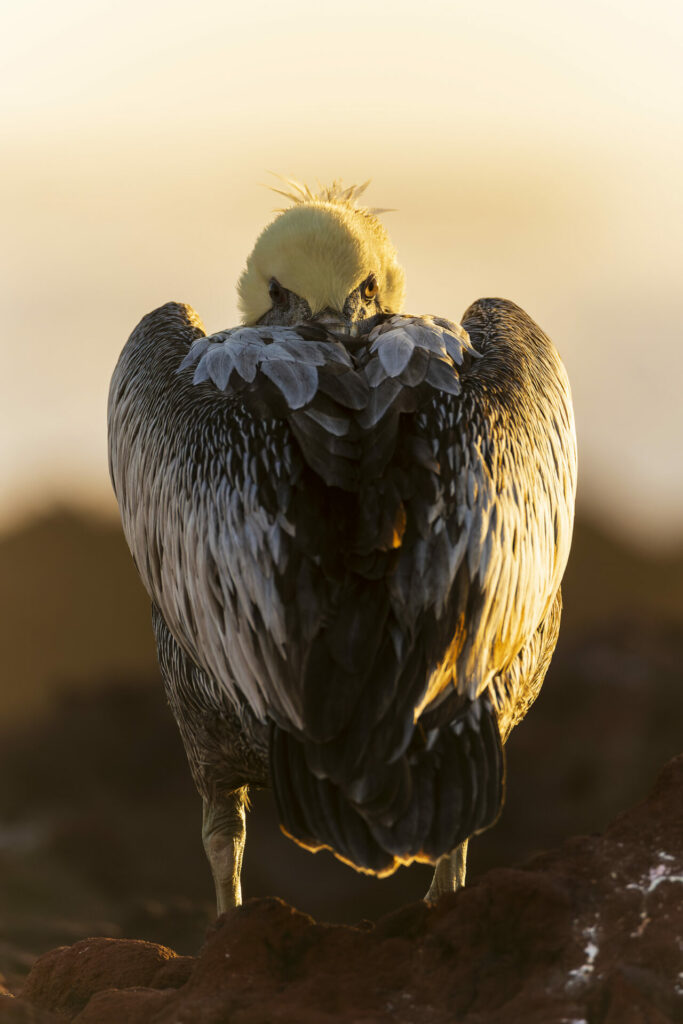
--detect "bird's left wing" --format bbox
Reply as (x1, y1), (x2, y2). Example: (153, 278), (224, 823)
(108, 302), (381, 729)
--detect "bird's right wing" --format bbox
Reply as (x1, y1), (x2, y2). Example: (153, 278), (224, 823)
(374, 300), (577, 711)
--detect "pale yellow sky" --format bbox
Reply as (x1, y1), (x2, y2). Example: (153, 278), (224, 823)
(2, 0), (682, 547)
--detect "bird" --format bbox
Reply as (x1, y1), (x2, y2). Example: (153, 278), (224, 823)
(108, 178), (577, 913)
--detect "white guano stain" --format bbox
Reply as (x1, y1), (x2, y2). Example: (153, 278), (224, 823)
(626, 861), (683, 896)
(566, 920), (599, 992)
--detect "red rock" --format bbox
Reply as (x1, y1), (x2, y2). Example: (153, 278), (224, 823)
(599, 970), (675, 1024)
(20, 937), (180, 1018)
(11, 755), (683, 1023)
(150, 955), (195, 990)
(74, 988), (172, 1024)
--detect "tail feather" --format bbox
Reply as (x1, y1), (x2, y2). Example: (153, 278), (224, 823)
(427, 732), (466, 857)
(481, 697), (505, 815)
(273, 726), (394, 873)
(271, 695), (505, 876)
(338, 794), (392, 874)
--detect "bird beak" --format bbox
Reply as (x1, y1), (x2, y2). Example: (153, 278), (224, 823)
(312, 310), (353, 335)
(311, 310), (384, 340)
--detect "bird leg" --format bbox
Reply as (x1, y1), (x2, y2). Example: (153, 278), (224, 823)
(424, 839), (469, 902)
(202, 787), (248, 914)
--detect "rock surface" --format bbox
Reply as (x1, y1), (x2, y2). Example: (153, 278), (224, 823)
(4, 754), (682, 1024)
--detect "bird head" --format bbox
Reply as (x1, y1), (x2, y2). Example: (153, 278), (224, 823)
(237, 179), (406, 335)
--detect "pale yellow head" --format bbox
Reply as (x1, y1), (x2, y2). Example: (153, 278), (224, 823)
(237, 180), (406, 326)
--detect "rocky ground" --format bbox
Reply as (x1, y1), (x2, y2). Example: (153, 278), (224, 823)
(1, 753), (681, 1023)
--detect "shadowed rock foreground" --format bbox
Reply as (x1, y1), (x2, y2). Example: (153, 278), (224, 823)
(2, 755), (681, 1024)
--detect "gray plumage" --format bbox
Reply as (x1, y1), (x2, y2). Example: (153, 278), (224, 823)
(108, 200), (576, 910)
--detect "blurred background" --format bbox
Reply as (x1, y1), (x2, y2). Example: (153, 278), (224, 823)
(1, 0), (681, 989)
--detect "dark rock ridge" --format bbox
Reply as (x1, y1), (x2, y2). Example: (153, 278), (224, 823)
(2, 754), (681, 1024)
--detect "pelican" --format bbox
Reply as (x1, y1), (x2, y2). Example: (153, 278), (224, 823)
(108, 180), (576, 912)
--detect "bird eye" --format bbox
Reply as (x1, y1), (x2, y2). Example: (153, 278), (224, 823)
(269, 278), (288, 307)
(361, 274), (379, 302)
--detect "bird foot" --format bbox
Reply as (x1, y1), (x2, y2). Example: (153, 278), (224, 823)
(424, 840), (468, 902)
(202, 789), (247, 914)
